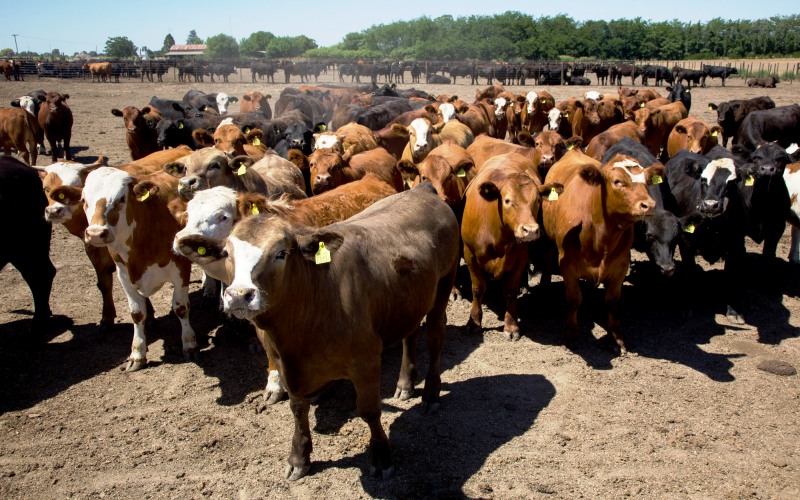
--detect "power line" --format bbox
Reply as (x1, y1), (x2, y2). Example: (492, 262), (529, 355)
(12, 34), (18, 54)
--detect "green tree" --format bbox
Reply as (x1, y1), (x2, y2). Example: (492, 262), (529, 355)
(206, 34), (239, 59)
(0, 48), (13, 58)
(104, 37), (137, 58)
(51, 48), (60, 57)
(162, 33), (176, 52)
(264, 36), (317, 58)
(186, 30), (202, 45)
(239, 31), (275, 56)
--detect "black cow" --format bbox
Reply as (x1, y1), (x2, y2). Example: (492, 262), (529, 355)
(208, 63), (236, 83)
(641, 65), (674, 86)
(354, 100), (414, 131)
(734, 104), (800, 154)
(225, 112), (280, 148)
(147, 97), (199, 120)
(708, 96), (776, 147)
(250, 61), (276, 83)
(140, 60), (169, 82)
(182, 90), (239, 115)
(747, 76), (780, 88)
(666, 83), (692, 113)
(587, 63), (610, 85)
(672, 66), (704, 87)
(0, 156), (55, 333)
(611, 64), (641, 86)
(602, 138), (680, 276)
(702, 65), (738, 87)
(156, 115), (225, 149)
(564, 76), (591, 86)
(446, 63), (475, 84)
(270, 110), (320, 156)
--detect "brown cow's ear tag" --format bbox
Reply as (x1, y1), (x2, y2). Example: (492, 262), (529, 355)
(457, 168), (466, 178)
(250, 204), (259, 215)
(197, 246), (207, 256)
(315, 241), (331, 265)
(548, 190), (559, 201)
(138, 191), (150, 202)
(58, 193), (65, 200)
(651, 174), (663, 185)
(564, 112), (569, 117)
(237, 163), (247, 176)
(684, 223), (695, 234)
(252, 137), (261, 146)
(711, 131), (718, 137)
(243, 126), (251, 133)
(745, 175), (754, 186)
(640, 102), (645, 108)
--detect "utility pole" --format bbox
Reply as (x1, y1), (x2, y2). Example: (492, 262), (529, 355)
(12, 34), (19, 54)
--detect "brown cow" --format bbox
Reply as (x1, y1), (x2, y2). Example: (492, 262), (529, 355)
(461, 152), (562, 340)
(521, 90), (556, 134)
(239, 91), (272, 118)
(570, 96), (624, 146)
(519, 129), (582, 176)
(466, 134), (542, 180)
(666, 116), (723, 157)
(291, 144), (403, 194)
(38, 91), (73, 162)
(164, 147), (306, 201)
(633, 102), (689, 158)
(314, 121), (379, 161)
(83, 62), (112, 82)
(585, 121), (646, 161)
(111, 106), (162, 160)
(192, 123), (268, 160)
(39, 148), (192, 330)
(0, 107), (39, 166)
(400, 141), (476, 214)
(394, 117), (475, 184)
(540, 150), (664, 354)
(451, 100), (496, 137)
(176, 183), (460, 479)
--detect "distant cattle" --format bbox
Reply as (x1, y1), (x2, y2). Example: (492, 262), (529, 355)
(38, 91), (73, 162)
(702, 65), (738, 87)
(0, 107), (40, 166)
(747, 76), (780, 88)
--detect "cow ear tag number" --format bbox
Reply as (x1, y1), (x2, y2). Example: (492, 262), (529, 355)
(315, 242), (331, 265)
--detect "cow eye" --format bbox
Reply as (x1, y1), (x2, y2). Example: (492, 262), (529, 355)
(613, 179), (625, 188)
(275, 249), (288, 260)
(210, 162), (221, 170)
(119, 195), (126, 203)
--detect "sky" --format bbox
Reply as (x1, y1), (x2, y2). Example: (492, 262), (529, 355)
(2, 1), (797, 56)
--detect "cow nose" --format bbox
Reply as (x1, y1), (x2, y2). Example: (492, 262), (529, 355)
(315, 174), (330, 187)
(85, 226), (110, 245)
(182, 177), (198, 188)
(760, 165), (776, 175)
(518, 224), (540, 242)
(223, 286), (259, 316)
(541, 154), (554, 164)
(703, 199), (720, 211)
(45, 206), (64, 220)
(660, 262), (676, 276)
(639, 201), (652, 213)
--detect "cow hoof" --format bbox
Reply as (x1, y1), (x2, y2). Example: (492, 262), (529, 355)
(183, 349), (198, 362)
(263, 389), (287, 405)
(504, 328), (521, 341)
(726, 306), (745, 325)
(285, 464), (310, 481)
(123, 358), (146, 372)
(96, 321), (115, 335)
(393, 388), (414, 400)
(368, 464), (395, 479)
(466, 320), (482, 334)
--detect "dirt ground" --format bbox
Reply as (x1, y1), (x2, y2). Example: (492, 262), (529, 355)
(1, 67), (799, 499)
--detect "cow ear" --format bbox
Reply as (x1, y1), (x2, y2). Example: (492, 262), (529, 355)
(242, 94), (252, 102)
(287, 149), (309, 170)
(424, 104), (437, 114)
(111, 108), (123, 117)
(398, 159), (419, 177)
(539, 182), (564, 199)
(391, 123), (410, 137)
(166, 198), (188, 226)
(708, 103), (718, 111)
(296, 230), (344, 263)
(579, 165), (604, 185)
(710, 125), (723, 140)
(675, 124), (687, 135)
(730, 144), (749, 160)
(645, 165), (666, 185)
(477, 181), (501, 201)
(192, 129), (214, 147)
(565, 136), (583, 150)
(62, 94), (70, 100)
(666, 86), (674, 92)
(163, 161), (186, 177)
(229, 156), (255, 173)
(245, 128), (265, 146)
(174, 234), (228, 264)
(229, 96), (239, 104)
(236, 193), (270, 219)
(49, 186), (82, 205)
(132, 180), (159, 202)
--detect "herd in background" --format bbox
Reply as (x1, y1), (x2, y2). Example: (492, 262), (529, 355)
(2, 74), (800, 480)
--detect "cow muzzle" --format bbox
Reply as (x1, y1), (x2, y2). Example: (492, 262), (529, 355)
(85, 225), (113, 246)
(516, 223), (540, 243)
(178, 178), (200, 200)
(45, 204), (70, 223)
(223, 285), (265, 319)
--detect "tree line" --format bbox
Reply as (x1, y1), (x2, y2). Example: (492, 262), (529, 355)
(10, 12), (799, 62)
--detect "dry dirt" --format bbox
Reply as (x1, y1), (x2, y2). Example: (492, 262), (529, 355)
(1, 68), (799, 499)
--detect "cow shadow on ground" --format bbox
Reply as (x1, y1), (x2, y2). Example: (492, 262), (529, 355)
(305, 373), (556, 498)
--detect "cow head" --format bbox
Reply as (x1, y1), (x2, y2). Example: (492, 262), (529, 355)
(437, 102), (457, 123)
(35, 159), (106, 223)
(673, 119), (722, 155)
(42, 92), (69, 113)
(164, 148), (234, 201)
(82, 167), (137, 247)
(406, 142), (474, 207)
(590, 156), (661, 221)
(530, 130), (570, 170)
(111, 106), (160, 133)
(395, 117), (439, 163)
(748, 142), (791, 179)
(307, 145), (346, 195)
(215, 93), (238, 115)
(156, 118), (188, 148)
(173, 186), (240, 258)
(636, 210), (683, 276)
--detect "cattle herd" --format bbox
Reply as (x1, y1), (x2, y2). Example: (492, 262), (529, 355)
(1, 68), (799, 486)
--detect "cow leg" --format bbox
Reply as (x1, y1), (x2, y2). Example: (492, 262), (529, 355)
(116, 266), (149, 371)
(47, 136), (58, 163)
(171, 281), (197, 362)
(284, 395), (313, 480)
(351, 361), (394, 479)
(85, 244), (117, 332)
(200, 272), (219, 308)
(561, 267), (582, 345)
(395, 330), (419, 401)
(12, 251), (55, 333)
(502, 260), (527, 341)
(466, 270), (485, 333)
(420, 272), (453, 413)
(603, 273), (628, 356)
(255, 327), (286, 404)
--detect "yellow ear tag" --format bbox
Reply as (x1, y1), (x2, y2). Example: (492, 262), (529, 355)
(197, 246), (207, 256)
(711, 131), (718, 137)
(252, 137), (261, 146)
(640, 102), (645, 108)
(250, 204), (259, 215)
(237, 164), (247, 176)
(178, 122), (184, 129)
(686, 89), (691, 93)
(540, 99), (546, 103)
(318, 124), (326, 132)
(548, 190), (559, 201)
(564, 112), (569, 117)
(745, 175), (754, 186)
(243, 127), (250, 133)
(457, 168), (466, 178)
(139, 191), (150, 202)
(567, 145), (574, 150)
(315, 241), (331, 265)
(684, 223), (695, 234)
(58, 193), (65, 200)
(708, 105), (713, 110)
(651, 174), (663, 185)
(172, 166), (180, 173)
